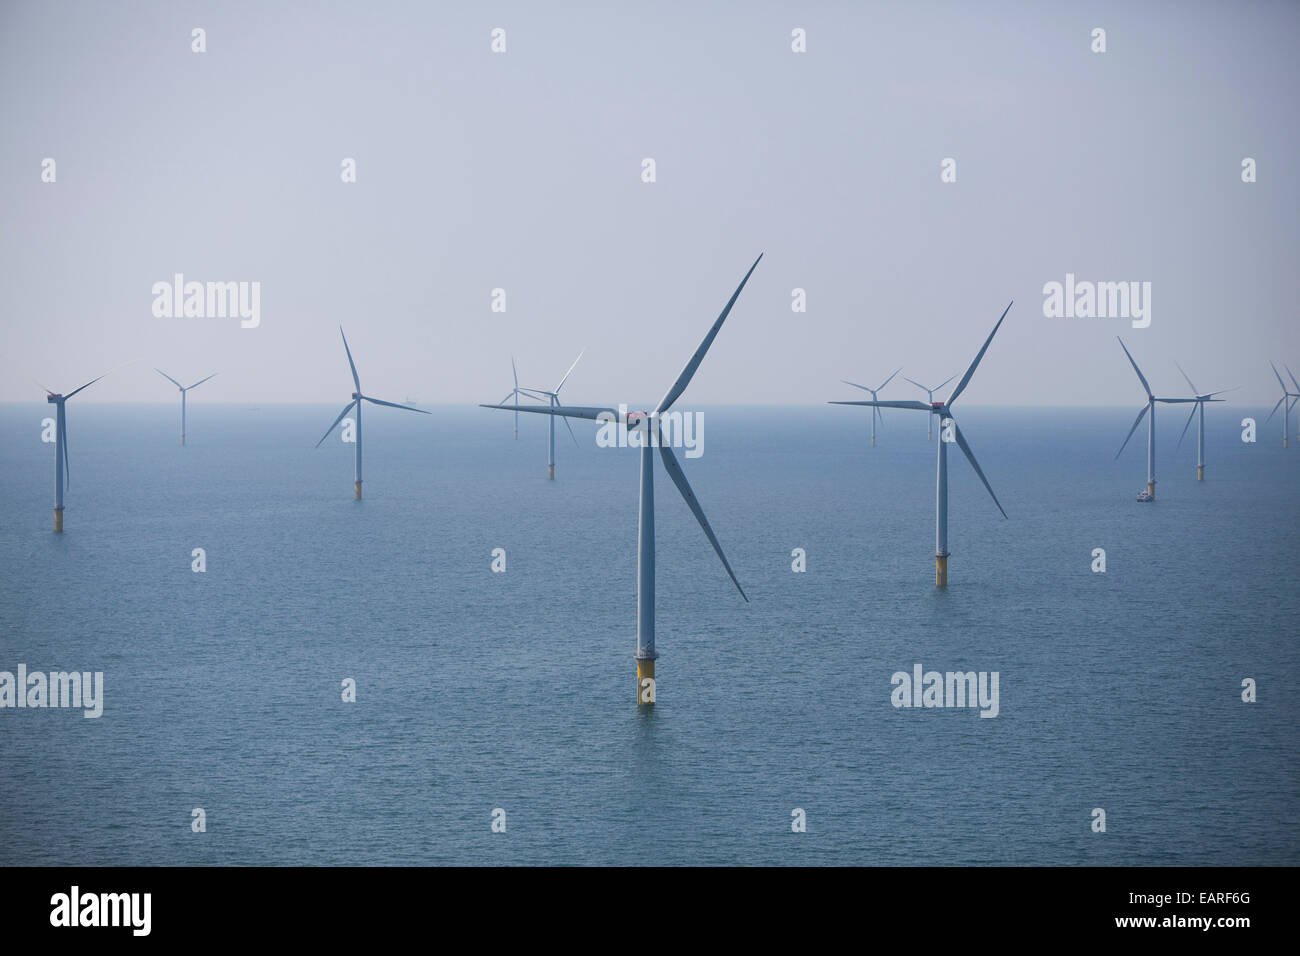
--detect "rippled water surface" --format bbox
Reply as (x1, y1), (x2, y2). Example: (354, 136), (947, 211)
(1, 404), (1296, 864)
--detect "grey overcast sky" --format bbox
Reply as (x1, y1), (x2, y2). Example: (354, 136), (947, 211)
(1, 0), (1296, 407)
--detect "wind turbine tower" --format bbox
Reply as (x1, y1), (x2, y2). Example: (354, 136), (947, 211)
(40, 373), (107, 532)
(832, 303), (1012, 586)
(517, 351), (584, 480)
(156, 369), (217, 444)
(1266, 362), (1300, 448)
(1115, 338), (1198, 501)
(840, 368), (901, 447)
(316, 327), (429, 499)
(1174, 363), (1234, 481)
(482, 255), (761, 703)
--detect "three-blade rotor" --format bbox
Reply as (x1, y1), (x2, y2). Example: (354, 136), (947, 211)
(829, 302), (1013, 518)
(317, 327), (429, 447)
(481, 254), (763, 600)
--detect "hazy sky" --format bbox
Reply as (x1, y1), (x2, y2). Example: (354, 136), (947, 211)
(2, 0), (1296, 407)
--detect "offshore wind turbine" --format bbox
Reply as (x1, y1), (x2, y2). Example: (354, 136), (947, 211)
(840, 368), (902, 447)
(1265, 362), (1300, 448)
(1173, 363), (1235, 481)
(39, 372), (108, 532)
(315, 326), (429, 499)
(155, 369), (217, 445)
(497, 357), (541, 439)
(831, 303), (1013, 587)
(516, 350), (584, 480)
(1114, 338), (1198, 501)
(902, 373), (957, 440)
(481, 255), (761, 703)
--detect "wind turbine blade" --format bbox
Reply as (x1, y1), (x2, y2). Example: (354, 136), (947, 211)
(952, 423), (1007, 519)
(1265, 395), (1286, 423)
(516, 387), (552, 402)
(1270, 361), (1286, 392)
(156, 369), (183, 389)
(656, 253), (762, 414)
(1116, 404), (1150, 458)
(362, 395), (430, 414)
(315, 400), (358, 448)
(877, 367), (903, 390)
(901, 376), (929, 394)
(658, 445), (747, 601)
(480, 403), (620, 423)
(1176, 403), (1197, 450)
(1175, 362), (1198, 395)
(555, 349), (584, 393)
(828, 399), (932, 411)
(1205, 386), (1240, 397)
(1116, 337), (1153, 396)
(339, 327), (361, 392)
(33, 378), (54, 394)
(948, 302), (1013, 405)
(562, 413), (580, 448)
(498, 390), (515, 405)
(840, 380), (875, 393)
(187, 372), (218, 390)
(511, 356), (518, 389)
(1287, 364), (1300, 393)
(934, 373), (958, 392)
(64, 374), (106, 400)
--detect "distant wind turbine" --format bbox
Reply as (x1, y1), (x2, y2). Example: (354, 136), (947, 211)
(497, 357), (541, 439)
(40, 373), (108, 532)
(840, 368), (902, 447)
(315, 326), (429, 499)
(155, 369), (217, 445)
(1115, 338), (1199, 501)
(481, 255), (762, 702)
(832, 303), (1013, 586)
(516, 350), (584, 479)
(1265, 362), (1300, 448)
(902, 373), (957, 440)
(1173, 363), (1235, 481)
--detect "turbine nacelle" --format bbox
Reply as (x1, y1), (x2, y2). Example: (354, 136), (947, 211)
(46, 393), (60, 403)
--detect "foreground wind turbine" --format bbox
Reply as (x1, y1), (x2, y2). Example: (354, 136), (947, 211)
(481, 255), (761, 703)
(40, 373), (108, 532)
(840, 368), (902, 447)
(1174, 363), (1235, 481)
(155, 369), (217, 445)
(902, 373), (958, 440)
(1115, 338), (1198, 501)
(831, 303), (1013, 586)
(517, 350), (584, 480)
(1265, 362), (1300, 448)
(315, 326), (429, 499)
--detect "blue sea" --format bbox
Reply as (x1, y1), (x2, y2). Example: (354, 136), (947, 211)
(0, 404), (1296, 865)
